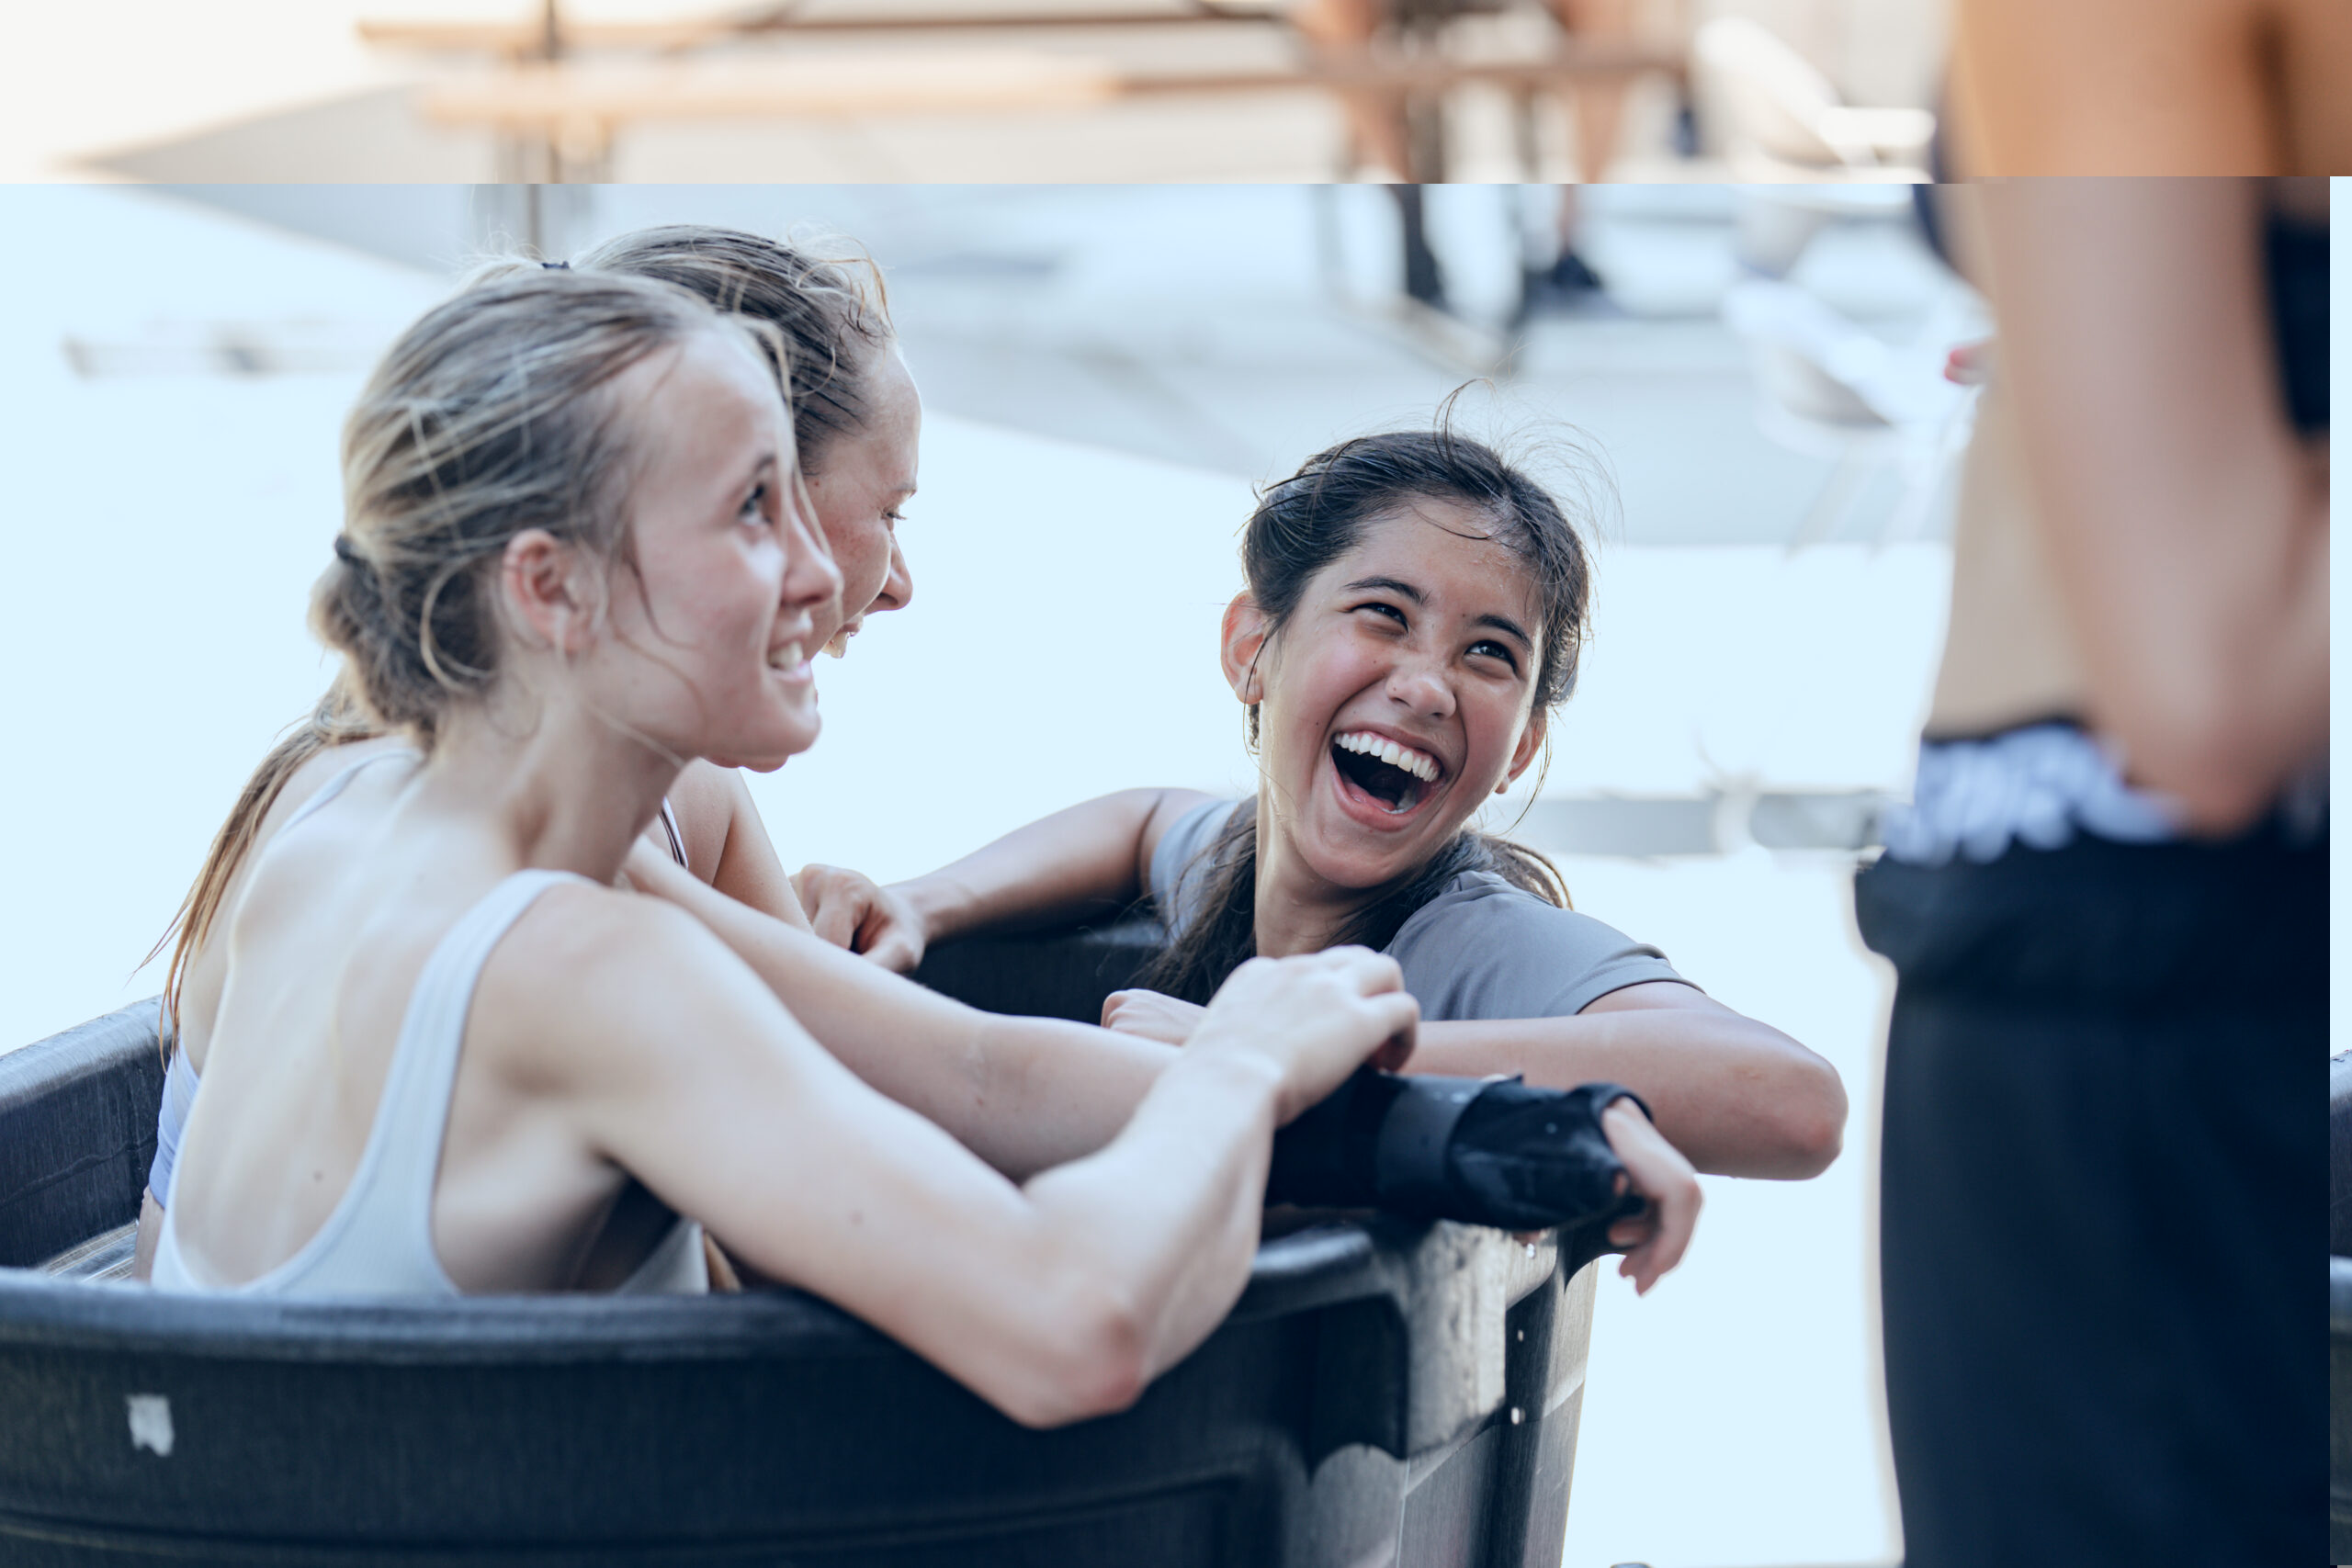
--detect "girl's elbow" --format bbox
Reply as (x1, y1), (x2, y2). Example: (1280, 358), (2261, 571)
(1784, 1089), (1846, 1178)
(1000, 1278), (1151, 1428)
(1760, 1052), (1847, 1179)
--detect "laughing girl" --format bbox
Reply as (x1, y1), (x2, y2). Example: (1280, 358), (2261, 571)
(799, 424), (1847, 1182)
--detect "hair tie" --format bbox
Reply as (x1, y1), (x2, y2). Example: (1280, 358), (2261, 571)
(541, 259), (570, 271)
(333, 534), (362, 563)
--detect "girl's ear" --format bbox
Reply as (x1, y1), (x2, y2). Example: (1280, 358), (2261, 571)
(1499, 706), (1549, 794)
(501, 528), (597, 654)
(1219, 592), (1271, 704)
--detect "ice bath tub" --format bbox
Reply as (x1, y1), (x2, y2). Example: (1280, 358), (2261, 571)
(0, 920), (1600, 1566)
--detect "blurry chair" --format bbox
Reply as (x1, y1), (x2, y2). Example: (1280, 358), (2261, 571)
(1722, 273), (1979, 548)
(1692, 16), (1932, 182)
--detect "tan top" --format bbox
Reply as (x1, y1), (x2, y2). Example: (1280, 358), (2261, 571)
(1924, 374), (2090, 739)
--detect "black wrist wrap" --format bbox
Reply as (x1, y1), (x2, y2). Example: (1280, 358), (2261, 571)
(1267, 1069), (1653, 1234)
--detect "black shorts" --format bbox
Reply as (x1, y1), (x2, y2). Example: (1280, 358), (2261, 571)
(1854, 821), (2324, 1568)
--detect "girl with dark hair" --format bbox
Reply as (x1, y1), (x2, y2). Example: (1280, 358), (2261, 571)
(800, 423), (1849, 1187)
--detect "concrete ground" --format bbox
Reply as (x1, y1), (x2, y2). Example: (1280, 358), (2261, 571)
(0, 182), (1938, 1565)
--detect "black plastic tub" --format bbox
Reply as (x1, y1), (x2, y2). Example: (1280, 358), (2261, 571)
(0, 922), (1600, 1566)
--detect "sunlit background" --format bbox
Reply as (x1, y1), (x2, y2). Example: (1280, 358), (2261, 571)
(0, 180), (1993, 1567)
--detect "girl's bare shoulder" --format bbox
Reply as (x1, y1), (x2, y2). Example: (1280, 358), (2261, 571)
(258, 737), (419, 839)
(662, 760), (743, 872)
(477, 878), (780, 1086)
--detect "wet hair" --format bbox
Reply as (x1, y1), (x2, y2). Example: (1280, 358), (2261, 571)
(1138, 418), (1595, 1005)
(147, 264), (779, 1046)
(571, 224), (893, 479)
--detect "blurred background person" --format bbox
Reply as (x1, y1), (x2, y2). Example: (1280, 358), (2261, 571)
(1858, 172), (2327, 1565)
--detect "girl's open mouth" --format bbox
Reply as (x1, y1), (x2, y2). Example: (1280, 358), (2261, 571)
(1329, 729), (1442, 819)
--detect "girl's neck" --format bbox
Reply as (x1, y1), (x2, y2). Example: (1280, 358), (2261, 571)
(1248, 796), (1378, 959)
(419, 693), (684, 885)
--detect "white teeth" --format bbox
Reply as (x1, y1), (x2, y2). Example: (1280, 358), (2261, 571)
(1334, 730), (1440, 783)
(769, 640), (803, 671)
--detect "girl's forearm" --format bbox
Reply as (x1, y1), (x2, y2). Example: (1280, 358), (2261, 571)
(965, 1013), (1173, 1178)
(1020, 1047), (1283, 1393)
(1400, 1012), (1847, 1179)
(637, 851), (1175, 1177)
(895, 789), (1173, 944)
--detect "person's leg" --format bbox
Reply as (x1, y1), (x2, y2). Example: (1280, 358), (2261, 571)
(1293, 0), (1412, 177)
(1546, 0), (1634, 181)
(1520, 0), (1633, 307)
(1389, 183), (1445, 306)
(1544, 186), (1602, 294)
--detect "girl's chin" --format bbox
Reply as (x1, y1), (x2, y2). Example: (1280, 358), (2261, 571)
(1297, 807), (1442, 890)
(709, 716), (820, 773)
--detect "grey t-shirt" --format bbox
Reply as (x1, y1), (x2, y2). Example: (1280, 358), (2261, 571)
(1148, 799), (1690, 1021)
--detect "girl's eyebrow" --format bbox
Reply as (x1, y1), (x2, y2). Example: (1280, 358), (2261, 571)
(732, 451), (778, 495)
(1344, 574), (1423, 602)
(1476, 613), (1532, 648)
(1345, 575), (1532, 648)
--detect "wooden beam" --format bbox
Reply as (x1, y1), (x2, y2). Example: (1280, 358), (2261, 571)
(360, 4), (1281, 54)
(416, 42), (1684, 131)
(420, 53), (1125, 127)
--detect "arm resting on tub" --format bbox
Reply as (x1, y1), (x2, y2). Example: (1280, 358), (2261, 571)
(1404, 985), (1847, 1180)
(531, 896), (1408, 1427)
(1111, 981), (1846, 1180)
(626, 842), (1173, 1179)
(795, 787), (1217, 970)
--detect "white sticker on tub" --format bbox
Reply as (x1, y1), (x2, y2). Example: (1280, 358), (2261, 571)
(126, 1394), (174, 1457)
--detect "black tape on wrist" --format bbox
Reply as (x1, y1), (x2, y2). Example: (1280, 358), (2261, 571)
(1371, 1076), (1487, 1213)
(1266, 1071), (1656, 1233)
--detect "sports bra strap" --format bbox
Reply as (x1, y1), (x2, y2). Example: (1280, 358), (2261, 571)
(277, 748), (421, 841)
(337, 869), (590, 1288)
(658, 798), (687, 869)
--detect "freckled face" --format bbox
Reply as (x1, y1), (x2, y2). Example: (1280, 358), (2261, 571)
(803, 346), (920, 658)
(600, 327), (842, 772)
(1243, 502), (1549, 895)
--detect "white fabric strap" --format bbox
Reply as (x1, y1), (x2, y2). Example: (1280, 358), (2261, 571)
(294, 870), (585, 1294)
(275, 748), (418, 840)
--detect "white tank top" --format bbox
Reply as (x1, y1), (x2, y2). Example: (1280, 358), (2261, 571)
(152, 763), (706, 1297)
(146, 767), (689, 1210)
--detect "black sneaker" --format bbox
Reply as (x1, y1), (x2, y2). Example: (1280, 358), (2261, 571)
(1546, 249), (1605, 294)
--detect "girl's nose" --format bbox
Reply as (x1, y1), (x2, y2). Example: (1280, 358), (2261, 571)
(1387, 659), (1455, 718)
(872, 535), (913, 615)
(784, 502), (844, 613)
